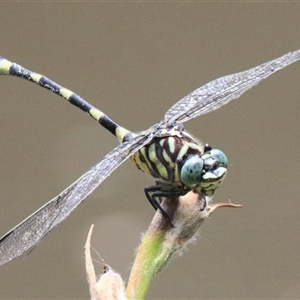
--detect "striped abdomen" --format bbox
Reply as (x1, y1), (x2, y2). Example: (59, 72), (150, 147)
(130, 130), (205, 185)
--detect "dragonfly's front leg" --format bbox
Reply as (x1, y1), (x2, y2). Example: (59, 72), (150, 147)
(144, 183), (189, 227)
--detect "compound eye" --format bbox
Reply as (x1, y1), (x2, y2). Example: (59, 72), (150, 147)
(180, 156), (204, 187)
(210, 149), (228, 168)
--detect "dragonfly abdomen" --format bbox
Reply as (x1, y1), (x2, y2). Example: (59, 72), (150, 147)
(0, 57), (131, 143)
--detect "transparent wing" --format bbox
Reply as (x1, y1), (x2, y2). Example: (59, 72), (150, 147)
(0, 133), (153, 266)
(164, 50), (300, 124)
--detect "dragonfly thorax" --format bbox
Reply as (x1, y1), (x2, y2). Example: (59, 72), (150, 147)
(131, 128), (205, 183)
(131, 126), (228, 197)
(131, 127), (228, 198)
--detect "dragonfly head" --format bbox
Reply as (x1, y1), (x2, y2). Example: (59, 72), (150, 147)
(180, 149), (228, 196)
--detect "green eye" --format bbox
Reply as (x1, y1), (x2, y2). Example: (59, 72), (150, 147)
(180, 156), (203, 187)
(209, 149), (228, 168)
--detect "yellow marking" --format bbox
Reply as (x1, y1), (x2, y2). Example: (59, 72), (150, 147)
(131, 148), (152, 177)
(182, 131), (205, 149)
(0, 59), (12, 75)
(148, 143), (156, 163)
(177, 144), (190, 159)
(182, 131), (195, 140)
(130, 154), (140, 169)
(115, 126), (130, 143)
(159, 138), (175, 163)
(139, 148), (152, 175)
(188, 143), (202, 151)
(137, 156), (149, 174)
(30, 72), (42, 83)
(160, 125), (183, 137)
(159, 138), (174, 159)
(163, 149), (173, 165)
(168, 137), (176, 153)
(60, 87), (74, 100)
(132, 139), (182, 183)
(89, 108), (104, 122)
(178, 141), (203, 160)
(148, 143), (168, 180)
(156, 163), (168, 180)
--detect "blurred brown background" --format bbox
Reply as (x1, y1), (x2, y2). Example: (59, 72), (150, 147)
(0, 3), (300, 299)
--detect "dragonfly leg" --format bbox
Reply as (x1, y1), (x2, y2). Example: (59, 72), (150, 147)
(199, 195), (207, 211)
(144, 184), (188, 227)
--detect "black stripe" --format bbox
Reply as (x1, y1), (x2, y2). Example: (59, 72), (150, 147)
(9, 63), (32, 80)
(155, 139), (176, 182)
(39, 76), (63, 95)
(144, 142), (161, 179)
(163, 137), (180, 162)
(99, 115), (120, 136)
(68, 93), (93, 113)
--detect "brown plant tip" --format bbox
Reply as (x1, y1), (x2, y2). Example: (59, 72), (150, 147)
(208, 202), (243, 216)
(85, 225), (126, 300)
(147, 192), (242, 255)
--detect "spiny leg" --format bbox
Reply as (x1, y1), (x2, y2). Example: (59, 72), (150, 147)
(0, 57), (132, 143)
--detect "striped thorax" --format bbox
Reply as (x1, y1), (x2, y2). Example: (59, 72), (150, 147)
(131, 122), (228, 196)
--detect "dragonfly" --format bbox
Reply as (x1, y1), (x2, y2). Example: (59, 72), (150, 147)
(0, 50), (299, 266)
